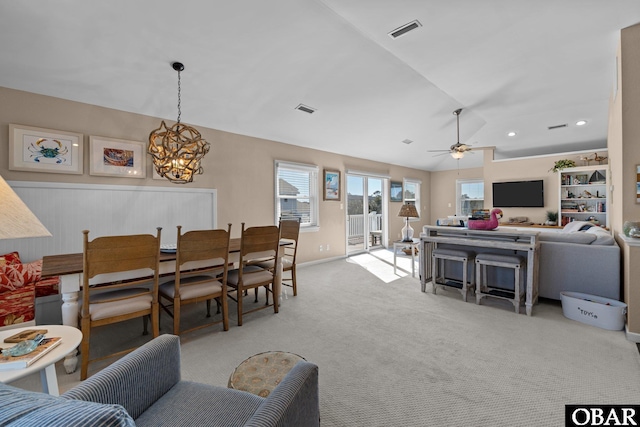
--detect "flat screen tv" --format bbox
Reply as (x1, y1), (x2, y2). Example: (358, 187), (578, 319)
(492, 180), (544, 208)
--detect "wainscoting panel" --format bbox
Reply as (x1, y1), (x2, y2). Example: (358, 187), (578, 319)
(2, 181), (217, 262)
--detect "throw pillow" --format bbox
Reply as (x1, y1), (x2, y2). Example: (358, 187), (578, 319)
(538, 232), (597, 245)
(0, 260), (42, 292)
(585, 227), (615, 245)
(0, 251), (21, 267)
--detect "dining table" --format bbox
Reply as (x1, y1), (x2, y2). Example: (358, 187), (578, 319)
(41, 237), (290, 374)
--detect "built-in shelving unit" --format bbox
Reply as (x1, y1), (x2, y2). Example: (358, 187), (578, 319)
(558, 165), (609, 228)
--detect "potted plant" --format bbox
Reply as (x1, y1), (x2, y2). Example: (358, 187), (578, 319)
(545, 211), (558, 226)
(549, 159), (576, 173)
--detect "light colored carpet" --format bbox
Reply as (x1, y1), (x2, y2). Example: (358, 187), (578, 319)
(11, 250), (640, 426)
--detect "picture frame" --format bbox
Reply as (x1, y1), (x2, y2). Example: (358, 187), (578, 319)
(576, 174), (588, 185)
(390, 181), (403, 202)
(9, 124), (84, 174)
(323, 169), (341, 201)
(89, 136), (146, 178)
(636, 165), (640, 203)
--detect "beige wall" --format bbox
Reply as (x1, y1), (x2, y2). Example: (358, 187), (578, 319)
(610, 23), (640, 335)
(430, 150), (608, 225)
(0, 87), (430, 264)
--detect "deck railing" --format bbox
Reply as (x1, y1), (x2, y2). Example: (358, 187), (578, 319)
(348, 213), (382, 244)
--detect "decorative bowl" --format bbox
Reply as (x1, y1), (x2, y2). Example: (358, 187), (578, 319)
(623, 221), (640, 238)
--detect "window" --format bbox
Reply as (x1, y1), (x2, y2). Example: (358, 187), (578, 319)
(456, 179), (484, 216)
(403, 179), (421, 220)
(275, 161), (319, 230)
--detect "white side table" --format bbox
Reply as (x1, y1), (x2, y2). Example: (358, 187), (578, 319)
(393, 239), (420, 277)
(0, 325), (82, 396)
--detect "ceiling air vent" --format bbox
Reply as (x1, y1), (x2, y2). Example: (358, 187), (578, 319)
(388, 20), (422, 39)
(548, 123), (568, 130)
(295, 104), (316, 114)
(402, 139), (413, 145)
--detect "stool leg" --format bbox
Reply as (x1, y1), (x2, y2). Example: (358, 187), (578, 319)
(513, 265), (521, 314)
(461, 259), (468, 302)
(475, 261), (482, 305)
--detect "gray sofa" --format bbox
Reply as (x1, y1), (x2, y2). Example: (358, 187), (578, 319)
(536, 221), (620, 300)
(421, 221), (621, 302)
(0, 334), (320, 426)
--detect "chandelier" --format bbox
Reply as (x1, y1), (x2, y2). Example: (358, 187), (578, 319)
(148, 62), (210, 184)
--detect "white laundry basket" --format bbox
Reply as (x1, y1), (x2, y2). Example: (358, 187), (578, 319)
(560, 291), (627, 331)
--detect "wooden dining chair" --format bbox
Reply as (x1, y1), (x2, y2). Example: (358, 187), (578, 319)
(80, 228), (161, 380)
(251, 218), (300, 296)
(227, 223), (280, 326)
(158, 224), (231, 335)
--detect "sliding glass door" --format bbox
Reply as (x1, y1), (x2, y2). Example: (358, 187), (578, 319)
(346, 174), (386, 255)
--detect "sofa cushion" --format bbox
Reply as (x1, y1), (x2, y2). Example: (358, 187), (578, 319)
(585, 226), (615, 245)
(134, 381), (263, 427)
(0, 382), (135, 427)
(538, 232), (597, 245)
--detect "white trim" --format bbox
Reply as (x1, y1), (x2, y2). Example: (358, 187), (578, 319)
(345, 169), (391, 179)
(492, 148), (608, 163)
(625, 325), (640, 343)
(275, 159), (318, 173)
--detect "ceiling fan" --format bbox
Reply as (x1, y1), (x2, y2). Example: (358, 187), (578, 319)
(429, 108), (487, 159)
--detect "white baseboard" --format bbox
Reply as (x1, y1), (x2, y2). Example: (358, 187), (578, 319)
(298, 255), (346, 268)
(625, 325), (640, 343)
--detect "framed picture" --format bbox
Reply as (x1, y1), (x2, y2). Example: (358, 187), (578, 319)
(636, 165), (640, 203)
(576, 174), (588, 184)
(323, 169), (340, 201)
(390, 181), (403, 202)
(89, 136), (146, 178)
(9, 124), (83, 174)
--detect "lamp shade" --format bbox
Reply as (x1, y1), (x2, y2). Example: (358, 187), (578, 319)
(0, 176), (51, 239)
(398, 203), (419, 218)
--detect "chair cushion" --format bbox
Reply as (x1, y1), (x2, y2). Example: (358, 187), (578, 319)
(89, 289), (152, 321)
(134, 381), (263, 427)
(227, 266), (274, 287)
(0, 284), (35, 326)
(432, 248), (475, 258)
(160, 276), (222, 300)
(0, 382), (135, 427)
(475, 253), (525, 265)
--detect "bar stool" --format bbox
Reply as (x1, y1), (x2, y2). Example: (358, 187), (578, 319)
(475, 253), (526, 313)
(431, 247), (475, 301)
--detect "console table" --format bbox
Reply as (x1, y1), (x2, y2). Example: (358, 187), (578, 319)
(419, 226), (540, 316)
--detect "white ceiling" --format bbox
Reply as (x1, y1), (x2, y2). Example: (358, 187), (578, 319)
(1, 1), (639, 171)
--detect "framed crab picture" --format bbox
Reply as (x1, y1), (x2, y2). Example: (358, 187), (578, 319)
(9, 124), (84, 174)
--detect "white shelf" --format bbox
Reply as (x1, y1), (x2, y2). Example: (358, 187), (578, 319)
(558, 166), (609, 228)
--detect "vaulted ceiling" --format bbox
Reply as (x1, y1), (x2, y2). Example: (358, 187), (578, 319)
(1, 1), (639, 171)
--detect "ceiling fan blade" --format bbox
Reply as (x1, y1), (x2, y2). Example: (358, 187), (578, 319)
(431, 152), (450, 157)
(427, 149), (452, 153)
(468, 146), (496, 151)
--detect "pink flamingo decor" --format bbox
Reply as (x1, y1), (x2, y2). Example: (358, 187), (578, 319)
(468, 208), (503, 230)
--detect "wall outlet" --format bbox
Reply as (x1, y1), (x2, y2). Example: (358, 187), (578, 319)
(319, 245), (323, 251)
(326, 244), (330, 251)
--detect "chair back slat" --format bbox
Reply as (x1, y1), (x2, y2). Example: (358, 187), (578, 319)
(241, 225), (280, 262)
(84, 231), (161, 279)
(177, 224), (231, 266)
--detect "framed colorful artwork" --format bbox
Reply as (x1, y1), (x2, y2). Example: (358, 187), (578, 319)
(89, 136), (146, 178)
(390, 181), (403, 202)
(9, 124), (84, 174)
(323, 169), (340, 201)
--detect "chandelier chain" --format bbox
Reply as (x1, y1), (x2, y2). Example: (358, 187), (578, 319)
(176, 69), (182, 124)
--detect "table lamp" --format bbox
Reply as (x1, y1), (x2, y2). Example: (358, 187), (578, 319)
(398, 203), (419, 242)
(0, 175), (51, 240)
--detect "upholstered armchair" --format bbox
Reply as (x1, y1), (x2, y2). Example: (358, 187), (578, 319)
(0, 251), (59, 329)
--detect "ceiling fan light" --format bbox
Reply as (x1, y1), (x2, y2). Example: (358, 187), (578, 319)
(451, 151), (464, 159)
(576, 120), (587, 126)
